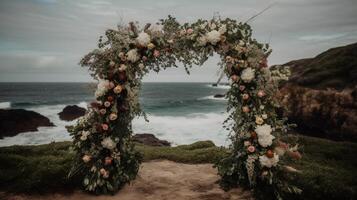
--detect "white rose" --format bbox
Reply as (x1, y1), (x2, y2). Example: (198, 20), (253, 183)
(258, 134), (275, 147)
(101, 137), (116, 150)
(241, 67), (255, 83)
(206, 30), (221, 45)
(95, 79), (110, 98)
(259, 154), (279, 168)
(136, 32), (151, 47)
(126, 49), (139, 63)
(255, 124), (275, 147)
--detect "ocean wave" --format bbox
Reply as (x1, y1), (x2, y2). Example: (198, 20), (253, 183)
(133, 112), (230, 146)
(77, 101), (88, 109)
(206, 84), (230, 90)
(197, 95), (227, 101)
(0, 103), (231, 147)
(0, 102), (11, 109)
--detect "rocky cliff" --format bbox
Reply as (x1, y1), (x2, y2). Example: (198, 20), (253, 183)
(276, 43), (357, 141)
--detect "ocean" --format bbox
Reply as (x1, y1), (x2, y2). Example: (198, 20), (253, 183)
(0, 82), (231, 147)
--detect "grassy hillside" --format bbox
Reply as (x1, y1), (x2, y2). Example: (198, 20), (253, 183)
(0, 136), (356, 200)
(280, 42), (357, 90)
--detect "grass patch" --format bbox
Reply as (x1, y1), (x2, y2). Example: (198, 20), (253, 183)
(0, 136), (356, 199)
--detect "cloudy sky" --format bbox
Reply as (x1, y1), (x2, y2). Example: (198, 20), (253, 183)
(0, 0), (356, 82)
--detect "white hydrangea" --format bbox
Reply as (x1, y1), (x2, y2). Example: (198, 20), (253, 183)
(95, 79), (110, 98)
(126, 49), (139, 63)
(136, 32), (151, 47)
(241, 67), (255, 83)
(101, 137), (116, 150)
(259, 154), (279, 168)
(206, 30), (221, 45)
(255, 124), (275, 147)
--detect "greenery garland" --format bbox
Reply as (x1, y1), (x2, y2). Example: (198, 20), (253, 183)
(68, 16), (301, 199)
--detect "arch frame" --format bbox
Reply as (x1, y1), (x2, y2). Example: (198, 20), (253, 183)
(68, 16), (300, 199)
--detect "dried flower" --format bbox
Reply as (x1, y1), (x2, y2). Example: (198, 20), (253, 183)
(109, 113), (118, 121)
(255, 116), (264, 125)
(113, 85), (123, 94)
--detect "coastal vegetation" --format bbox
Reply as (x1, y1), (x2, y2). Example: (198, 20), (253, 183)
(0, 135), (356, 200)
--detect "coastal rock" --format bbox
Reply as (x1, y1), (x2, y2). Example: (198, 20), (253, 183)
(133, 133), (171, 146)
(0, 109), (54, 138)
(214, 94), (225, 98)
(58, 105), (86, 121)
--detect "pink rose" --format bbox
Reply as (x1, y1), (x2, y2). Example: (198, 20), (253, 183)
(239, 85), (245, 91)
(247, 145), (256, 153)
(104, 101), (111, 108)
(257, 90), (266, 98)
(101, 123), (109, 131)
(154, 50), (160, 57)
(99, 109), (106, 115)
(187, 28), (194, 34)
(231, 75), (239, 82)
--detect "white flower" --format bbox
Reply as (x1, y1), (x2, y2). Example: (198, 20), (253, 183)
(241, 67), (255, 83)
(258, 134), (275, 147)
(219, 24), (227, 34)
(255, 124), (275, 147)
(101, 137), (116, 150)
(259, 154), (279, 168)
(136, 32), (151, 47)
(95, 79), (110, 98)
(197, 36), (208, 46)
(149, 24), (163, 33)
(126, 49), (139, 63)
(262, 114), (268, 119)
(206, 30), (221, 45)
(139, 63), (145, 70)
(80, 131), (90, 141)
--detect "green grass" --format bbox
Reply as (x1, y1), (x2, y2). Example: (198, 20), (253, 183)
(0, 136), (356, 199)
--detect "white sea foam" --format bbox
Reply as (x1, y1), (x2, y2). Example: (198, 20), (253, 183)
(77, 101), (88, 109)
(207, 84), (230, 90)
(0, 102), (11, 109)
(198, 95), (227, 101)
(133, 112), (231, 146)
(0, 104), (232, 147)
(0, 104), (74, 147)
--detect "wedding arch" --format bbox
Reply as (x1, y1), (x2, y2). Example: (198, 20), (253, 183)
(68, 16), (301, 199)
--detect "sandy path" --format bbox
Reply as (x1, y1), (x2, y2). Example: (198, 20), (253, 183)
(3, 160), (253, 200)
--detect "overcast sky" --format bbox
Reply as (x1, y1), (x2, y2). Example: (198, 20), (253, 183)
(0, 0), (356, 82)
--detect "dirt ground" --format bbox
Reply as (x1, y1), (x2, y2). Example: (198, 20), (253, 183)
(2, 160), (253, 200)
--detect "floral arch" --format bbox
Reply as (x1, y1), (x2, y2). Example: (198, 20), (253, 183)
(68, 16), (300, 199)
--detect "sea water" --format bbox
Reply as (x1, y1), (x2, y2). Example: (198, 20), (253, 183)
(0, 82), (231, 147)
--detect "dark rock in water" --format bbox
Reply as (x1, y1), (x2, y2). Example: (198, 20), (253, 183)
(133, 133), (170, 146)
(58, 105), (86, 121)
(214, 94), (225, 98)
(212, 83), (218, 87)
(0, 109), (54, 138)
